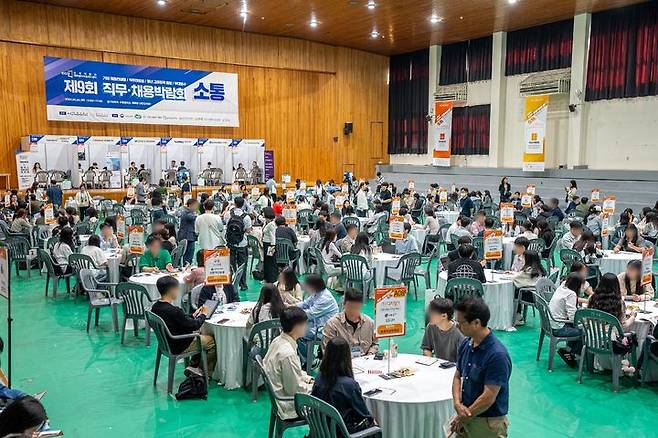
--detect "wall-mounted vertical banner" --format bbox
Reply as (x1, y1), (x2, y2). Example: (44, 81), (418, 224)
(264, 151), (275, 180)
(432, 101), (453, 167)
(523, 95), (549, 172)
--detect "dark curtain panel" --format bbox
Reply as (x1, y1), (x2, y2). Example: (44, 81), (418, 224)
(586, 2), (658, 101)
(388, 48), (429, 154)
(506, 19), (573, 76)
(468, 36), (493, 81)
(439, 41), (468, 85)
(451, 105), (491, 155)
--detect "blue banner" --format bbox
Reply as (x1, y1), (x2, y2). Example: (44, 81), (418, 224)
(44, 57), (239, 127)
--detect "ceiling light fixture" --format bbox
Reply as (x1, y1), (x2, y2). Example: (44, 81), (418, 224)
(367, 1), (376, 9)
(370, 30), (380, 39)
(429, 14), (442, 24)
(310, 16), (318, 28)
(508, 0), (518, 4)
(157, 0), (166, 5)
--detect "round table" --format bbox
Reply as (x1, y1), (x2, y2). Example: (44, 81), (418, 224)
(353, 354), (455, 438)
(629, 300), (658, 381)
(436, 211), (459, 224)
(128, 271), (187, 303)
(411, 226), (427, 249)
(435, 270), (518, 331)
(502, 237), (516, 270)
(297, 234), (311, 272)
(593, 250), (642, 275)
(103, 249), (121, 284)
(202, 301), (255, 389)
(372, 253), (403, 286)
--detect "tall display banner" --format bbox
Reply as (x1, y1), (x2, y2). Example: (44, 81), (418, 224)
(264, 151), (275, 180)
(523, 95), (549, 172)
(432, 101), (453, 167)
(0, 246), (11, 386)
(44, 57), (239, 127)
(15, 152), (33, 190)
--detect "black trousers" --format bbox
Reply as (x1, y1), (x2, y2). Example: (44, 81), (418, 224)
(229, 245), (248, 288)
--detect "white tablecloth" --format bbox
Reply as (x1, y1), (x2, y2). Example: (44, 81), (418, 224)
(411, 226), (427, 249)
(128, 272), (186, 304)
(502, 237), (516, 270)
(104, 250), (121, 284)
(297, 235), (311, 272)
(202, 301), (255, 389)
(436, 211), (459, 224)
(593, 250), (642, 275)
(353, 354), (455, 438)
(372, 253), (403, 286)
(435, 270), (517, 331)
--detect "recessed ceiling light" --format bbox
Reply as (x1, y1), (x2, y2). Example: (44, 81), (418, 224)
(367, 1), (376, 9)
(370, 30), (380, 39)
(157, 0), (166, 5)
(460, 16), (464, 20)
(310, 19), (318, 28)
(239, 11), (248, 18)
(508, 0), (518, 4)
(429, 14), (443, 24)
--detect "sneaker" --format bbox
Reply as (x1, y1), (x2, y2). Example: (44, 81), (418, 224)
(557, 348), (577, 368)
(184, 366), (203, 377)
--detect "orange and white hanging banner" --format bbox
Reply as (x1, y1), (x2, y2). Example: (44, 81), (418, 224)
(523, 95), (548, 172)
(432, 101), (453, 167)
(591, 189), (600, 203)
(521, 193), (533, 209)
(603, 196), (616, 214)
(500, 203), (515, 224)
(484, 229), (504, 260)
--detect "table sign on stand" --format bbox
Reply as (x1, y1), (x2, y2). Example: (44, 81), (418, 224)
(0, 246), (11, 386)
(374, 285), (407, 374)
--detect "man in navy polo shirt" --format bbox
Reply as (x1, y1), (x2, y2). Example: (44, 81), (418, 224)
(451, 297), (512, 437)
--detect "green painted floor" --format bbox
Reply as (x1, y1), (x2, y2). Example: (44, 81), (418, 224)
(3, 266), (658, 438)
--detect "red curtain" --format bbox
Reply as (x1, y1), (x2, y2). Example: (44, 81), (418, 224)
(506, 19), (573, 76)
(586, 2), (658, 101)
(451, 105), (490, 155)
(388, 49), (429, 154)
(468, 37), (493, 82)
(439, 37), (492, 85)
(439, 42), (468, 85)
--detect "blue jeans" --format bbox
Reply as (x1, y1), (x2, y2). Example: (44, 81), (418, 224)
(553, 323), (582, 353)
(297, 326), (322, 366)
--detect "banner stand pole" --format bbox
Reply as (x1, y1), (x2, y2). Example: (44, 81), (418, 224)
(387, 338), (391, 374)
(6, 271), (11, 388)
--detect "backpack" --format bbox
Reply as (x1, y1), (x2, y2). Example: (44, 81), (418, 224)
(226, 210), (246, 246)
(175, 374), (208, 400)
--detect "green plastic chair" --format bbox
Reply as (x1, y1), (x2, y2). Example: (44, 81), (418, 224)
(275, 237), (299, 270)
(472, 236), (484, 260)
(340, 254), (374, 300)
(297, 209), (313, 233)
(559, 248), (583, 276)
(160, 214), (178, 228)
(528, 238), (546, 255)
(534, 293), (582, 371)
(295, 393), (382, 438)
(38, 248), (72, 298)
(444, 277), (484, 302)
(242, 319), (281, 401)
(5, 235), (35, 277)
(574, 308), (637, 392)
(342, 216), (361, 231)
(129, 208), (146, 226)
(247, 234), (262, 275)
(115, 282), (153, 346)
(384, 252), (422, 299)
(415, 245), (439, 290)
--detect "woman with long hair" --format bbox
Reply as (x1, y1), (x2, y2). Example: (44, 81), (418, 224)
(589, 273), (632, 326)
(350, 232), (372, 259)
(52, 226), (75, 275)
(261, 207), (278, 283)
(277, 266), (303, 305)
(247, 283), (285, 329)
(311, 338), (374, 435)
(614, 223), (646, 253)
(498, 177), (511, 202)
(618, 259), (654, 302)
(564, 179), (578, 203)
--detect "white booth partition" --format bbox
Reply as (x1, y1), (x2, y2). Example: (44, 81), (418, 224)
(230, 139), (265, 182)
(123, 137), (161, 185)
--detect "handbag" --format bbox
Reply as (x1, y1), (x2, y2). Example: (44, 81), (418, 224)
(612, 332), (638, 355)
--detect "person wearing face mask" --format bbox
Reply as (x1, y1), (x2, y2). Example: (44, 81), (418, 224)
(459, 188), (474, 218)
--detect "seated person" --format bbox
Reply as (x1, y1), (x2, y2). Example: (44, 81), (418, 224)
(512, 250), (546, 325)
(329, 212), (347, 240)
(469, 211), (486, 236)
(447, 244), (486, 283)
(520, 220), (538, 240)
(10, 208), (31, 235)
(297, 274), (339, 366)
(448, 236), (474, 262)
(394, 222), (419, 254)
(247, 283), (284, 329)
(567, 261), (594, 303)
(151, 276), (217, 376)
(548, 273), (584, 367)
(339, 223), (358, 254)
(81, 234), (108, 278)
(477, 217), (495, 238)
(560, 221), (583, 250)
(510, 237), (529, 272)
(197, 282), (240, 308)
(422, 297), (465, 362)
(157, 228), (175, 254)
(618, 259), (654, 301)
(614, 224), (646, 253)
(0, 395), (48, 437)
(322, 288), (378, 357)
(139, 234), (175, 273)
(311, 338), (375, 435)
(99, 222), (119, 250)
(183, 250), (206, 287)
(263, 307), (314, 420)
(277, 267), (304, 306)
(52, 226), (75, 275)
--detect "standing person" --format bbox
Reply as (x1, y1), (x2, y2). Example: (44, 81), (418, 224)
(379, 182), (392, 213)
(451, 297), (512, 437)
(224, 196), (251, 290)
(498, 177), (511, 203)
(564, 180), (578, 203)
(75, 183), (93, 219)
(135, 176), (147, 204)
(178, 198), (198, 265)
(195, 199), (225, 250)
(46, 180), (63, 209)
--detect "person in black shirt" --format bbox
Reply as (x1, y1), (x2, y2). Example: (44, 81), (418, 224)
(274, 215), (300, 268)
(311, 337), (375, 436)
(448, 236), (475, 262)
(150, 276), (217, 377)
(447, 244), (487, 284)
(379, 183), (392, 212)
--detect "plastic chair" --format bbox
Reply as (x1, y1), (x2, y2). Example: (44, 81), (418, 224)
(414, 245), (439, 290)
(472, 236), (484, 260)
(129, 208), (146, 226)
(295, 393), (382, 438)
(79, 269), (120, 333)
(641, 335), (658, 386)
(384, 252), (422, 299)
(297, 209), (313, 233)
(145, 310), (208, 395)
(535, 277), (557, 302)
(528, 238), (546, 255)
(161, 214), (178, 228)
(253, 355), (307, 438)
(38, 249), (72, 298)
(274, 238), (299, 270)
(574, 308), (637, 392)
(5, 235), (35, 277)
(115, 282), (153, 346)
(533, 293), (582, 372)
(231, 263), (246, 292)
(242, 319), (281, 401)
(68, 253), (99, 296)
(73, 221), (92, 236)
(247, 234), (262, 275)
(559, 248), (582, 276)
(342, 216), (361, 231)
(444, 277), (484, 302)
(170, 239), (187, 269)
(340, 254), (374, 301)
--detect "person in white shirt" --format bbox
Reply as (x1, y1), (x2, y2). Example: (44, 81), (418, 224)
(560, 221), (583, 250)
(446, 216), (472, 250)
(75, 184), (93, 219)
(510, 237), (529, 272)
(52, 227), (74, 275)
(81, 234), (109, 280)
(356, 185), (369, 217)
(263, 307), (313, 420)
(321, 229), (342, 276)
(548, 273), (583, 367)
(195, 199), (225, 250)
(520, 220), (538, 240)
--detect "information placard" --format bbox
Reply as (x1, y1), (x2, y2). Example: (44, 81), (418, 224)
(591, 189), (600, 203)
(391, 197), (401, 215)
(44, 204), (55, 225)
(642, 246), (654, 286)
(483, 229), (503, 260)
(128, 225), (145, 254)
(603, 196), (616, 214)
(526, 184), (536, 195)
(283, 203), (297, 225)
(521, 193), (532, 209)
(374, 286), (407, 339)
(500, 203), (514, 224)
(205, 248), (231, 285)
(388, 216), (405, 240)
(116, 214), (126, 240)
(439, 190), (448, 204)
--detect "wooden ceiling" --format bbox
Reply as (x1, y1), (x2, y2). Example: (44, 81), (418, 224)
(27, 0), (647, 55)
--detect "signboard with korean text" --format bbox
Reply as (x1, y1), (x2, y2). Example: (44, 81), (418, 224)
(388, 216), (405, 240)
(642, 246), (654, 286)
(591, 189), (600, 203)
(374, 286), (407, 338)
(44, 204), (55, 225)
(44, 57), (239, 127)
(439, 189), (448, 204)
(283, 203), (297, 225)
(603, 196), (616, 214)
(526, 184), (536, 195)
(116, 214), (126, 240)
(601, 214), (610, 237)
(286, 190), (295, 203)
(500, 203), (514, 224)
(432, 101), (453, 167)
(334, 193), (346, 209)
(523, 95), (548, 172)
(521, 193), (532, 209)
(483, 229), (503, 260)
(204, 248), (231, 285)
(0, 247), (8, 300)
(128, 225), (145, 254)
(391, 197), (401, 215)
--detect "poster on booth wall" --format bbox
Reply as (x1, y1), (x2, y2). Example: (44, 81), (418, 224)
(204, 248), (231, 285)
(432, 101), (453, 167)
(44, 57), (239, 127)
(388, 216), (405, 240)
(116, 214), (126, 240)
(603, 196), (616, 214)
(391, 197), (401, 215)
(283, 203), (297, 225)
(591, 189), (600, 203)
(44, 204), (55, 225)
(642, 246), (654, 286)
(0, 247), (8, 300)
(128, 226), (145, 254)
(500, 203), (514, 224)
(521, 193), (533, 209)
(483, 229), (503, 260)
(374, 286), (407, 339)
(523, 95), (548, 172)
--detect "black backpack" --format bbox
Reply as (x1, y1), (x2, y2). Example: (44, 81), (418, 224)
(175, 374), (208, 400)
(226, 210), (246, 246)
